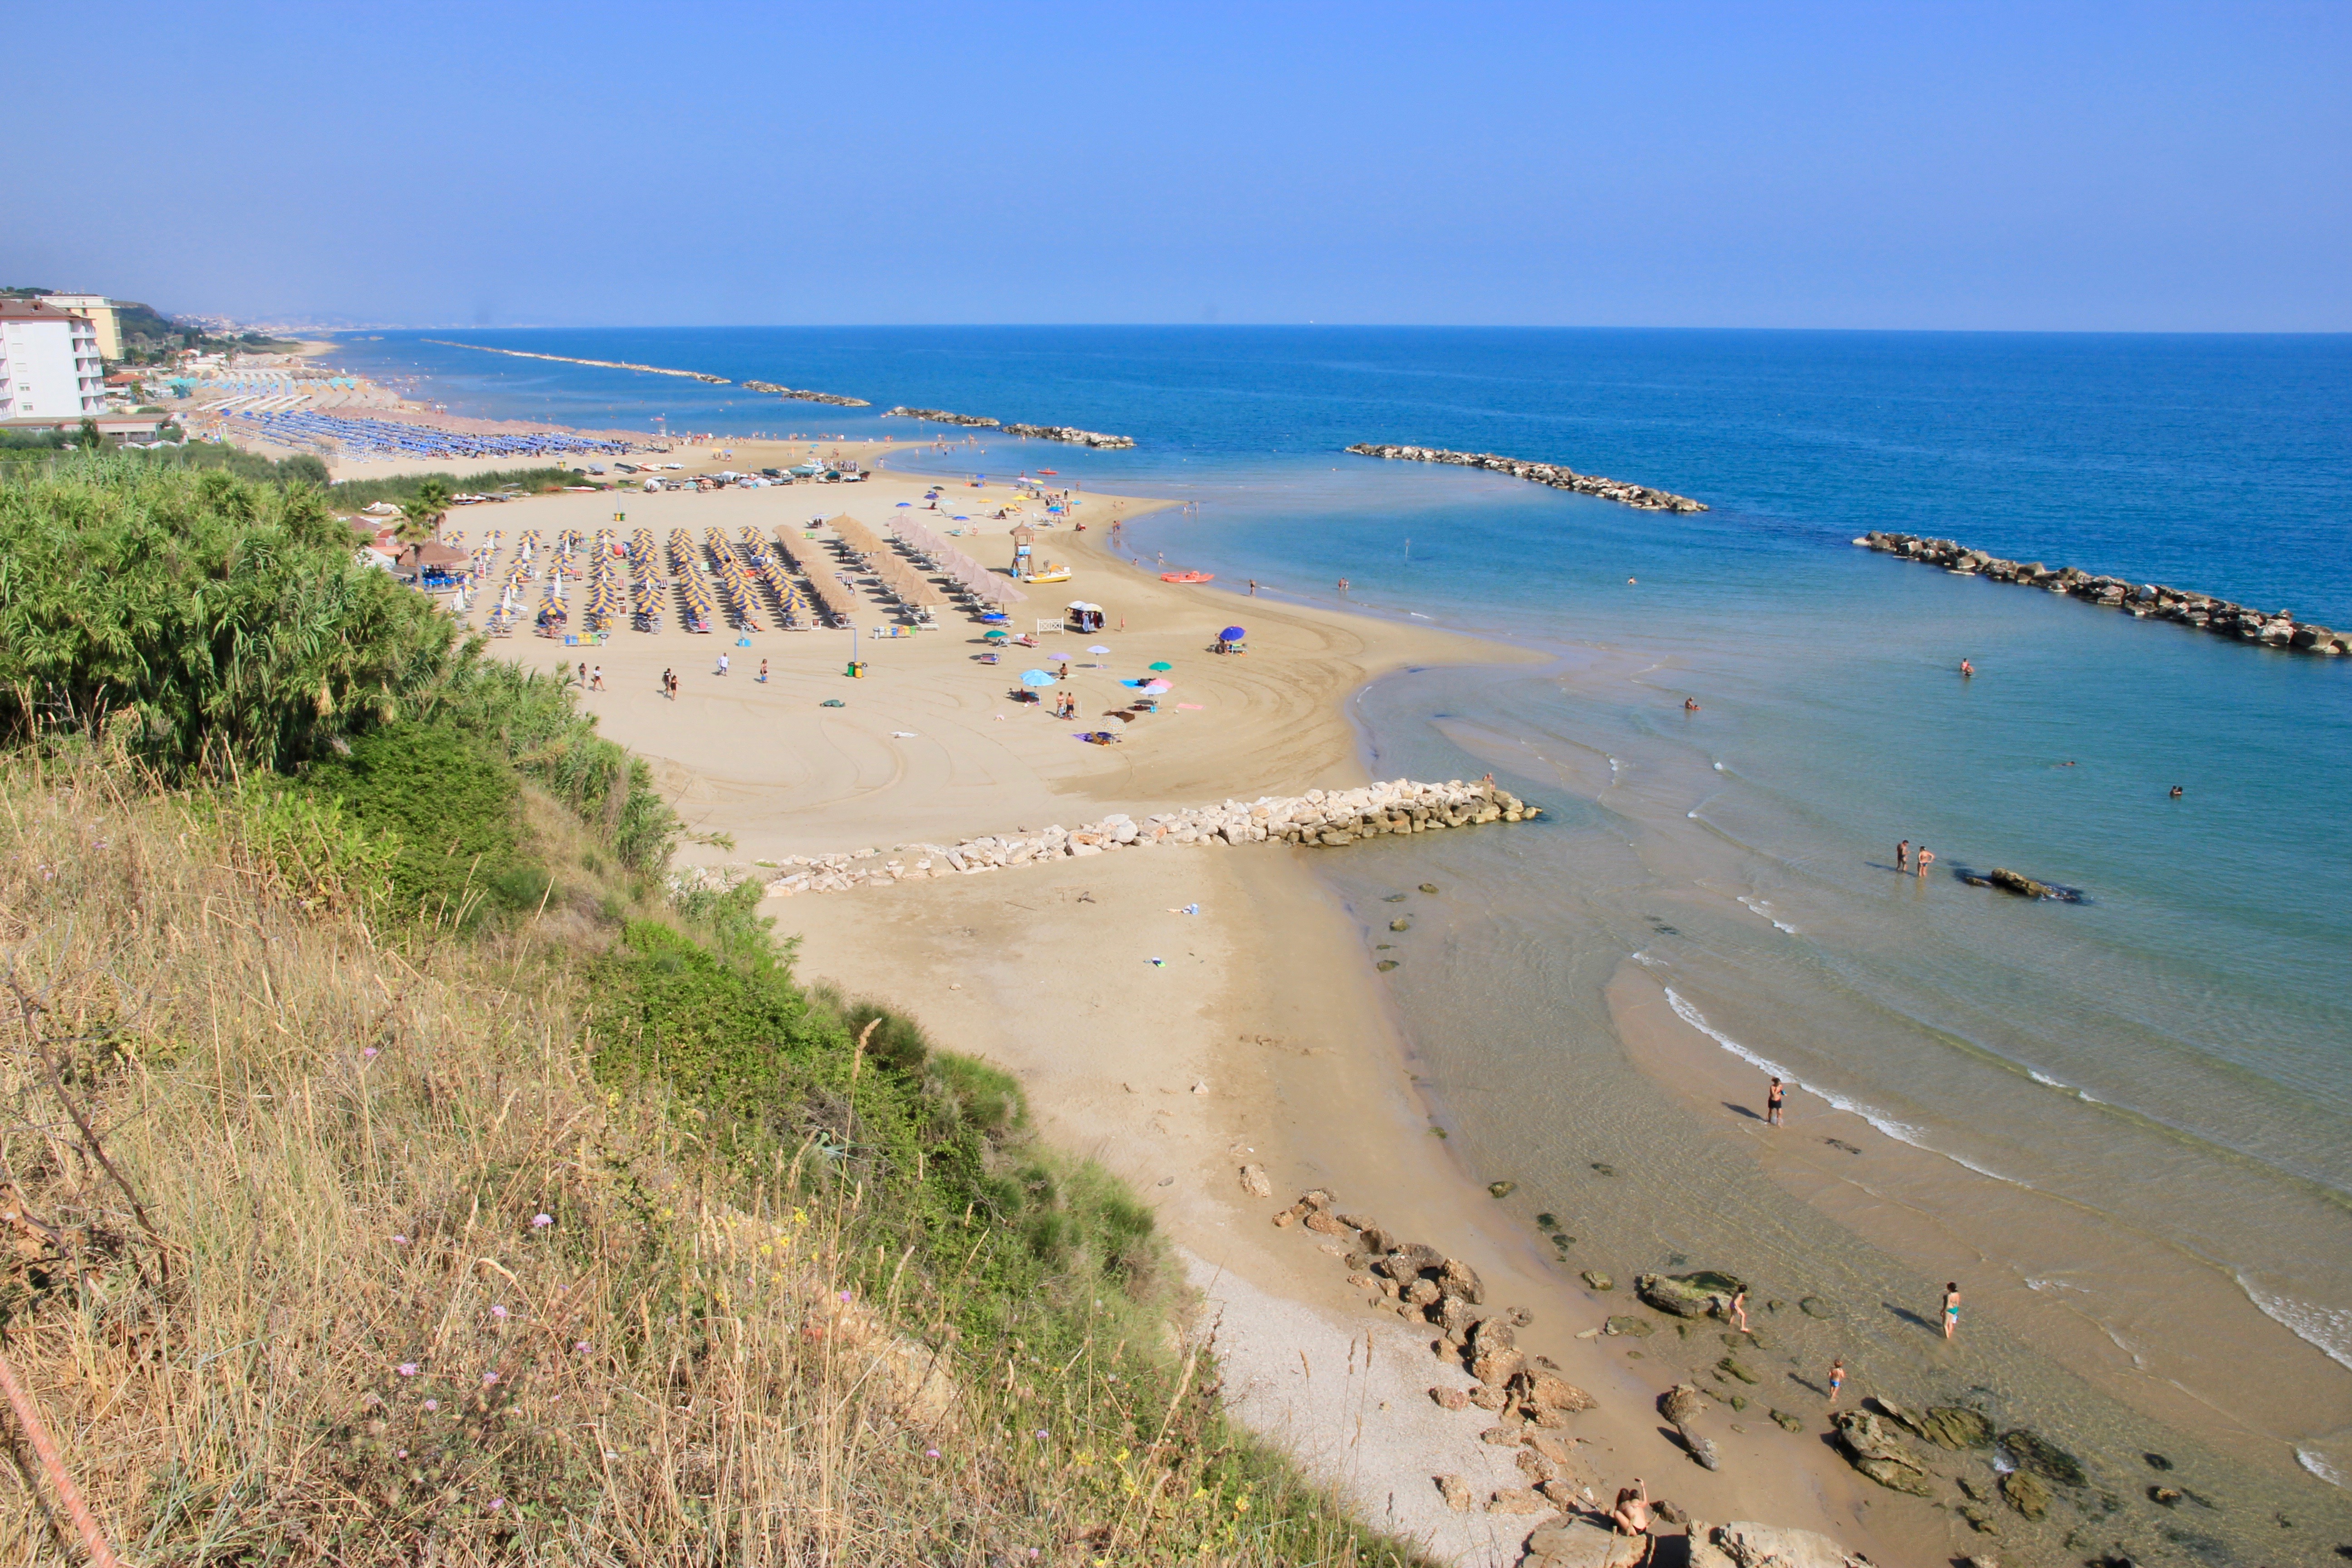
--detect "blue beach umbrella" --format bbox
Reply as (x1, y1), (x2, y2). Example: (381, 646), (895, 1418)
(1021, 669), (1058, 687)
(1221, 626), (1246, 641)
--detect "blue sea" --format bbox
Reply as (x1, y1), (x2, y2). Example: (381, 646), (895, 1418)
(330, 327), (2352, 1511)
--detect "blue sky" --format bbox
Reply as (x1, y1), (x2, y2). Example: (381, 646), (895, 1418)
(14, 1), (2347, 330)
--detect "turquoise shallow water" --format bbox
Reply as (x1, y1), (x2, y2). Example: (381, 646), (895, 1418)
(333, 327), (2352, 1500)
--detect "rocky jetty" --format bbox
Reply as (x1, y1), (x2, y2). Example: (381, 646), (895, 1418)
(880, 407), (1137, 447)
(424, 340), (731, 384)
(750, 778), (1537, 897)
(742, 380), (870, 407)
(1860, 530), (2350, 656)
(883, 407), (1000, 427)
(1345, 443), (1708, 513)
(1001, 422), (1137, 449)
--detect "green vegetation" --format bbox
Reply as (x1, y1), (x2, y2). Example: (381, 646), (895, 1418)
(0, 456), (1420, 1564)
(0, 456), (458, 774)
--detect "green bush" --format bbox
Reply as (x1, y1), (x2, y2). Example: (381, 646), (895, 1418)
(0, 457), (457, 775)
(298, 720), (529, 925)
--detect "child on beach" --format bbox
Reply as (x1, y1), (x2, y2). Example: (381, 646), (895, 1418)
(715, 652), (730, 677)
(1828, 1358), (1846, 1405)
(758, 658), (769, 683)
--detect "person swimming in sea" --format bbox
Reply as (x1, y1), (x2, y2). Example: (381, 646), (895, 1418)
(2169, 784), (2184, 798)
(1684, 696), (1699, 711)
(1960, 658), (1975, 676)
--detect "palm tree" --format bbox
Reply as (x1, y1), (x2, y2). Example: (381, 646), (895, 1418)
(397, 479), (453, 549)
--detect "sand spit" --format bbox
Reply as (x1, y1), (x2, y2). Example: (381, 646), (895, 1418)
(1346, 443), (1708, 513)
(725, 778), (1537, 898)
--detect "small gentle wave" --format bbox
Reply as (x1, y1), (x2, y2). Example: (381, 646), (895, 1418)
(2237, 1273), (2352, 1375)
(1736, 895), (1800, 935)
(1664, 986), (2026, 1183)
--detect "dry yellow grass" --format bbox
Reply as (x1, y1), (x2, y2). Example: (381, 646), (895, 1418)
(0, 753), (1429, 1566)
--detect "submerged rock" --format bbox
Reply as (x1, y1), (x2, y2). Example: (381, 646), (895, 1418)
(1832, 1409), (1937, 1497)
(1999, 1427), (2088, 1489)
(2001, 1468), (2050, 1520)
(1581, 1270), (1615, 1293)
(1604, 1315), (1652, 1337)
(1637, 1270), (1745, 1319)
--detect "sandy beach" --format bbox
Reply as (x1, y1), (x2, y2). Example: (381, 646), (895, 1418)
(456, 449), (1940, 1564)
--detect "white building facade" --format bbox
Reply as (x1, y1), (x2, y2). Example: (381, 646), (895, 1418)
(40, 294), (122, 359)
(0, 299), (106, 420)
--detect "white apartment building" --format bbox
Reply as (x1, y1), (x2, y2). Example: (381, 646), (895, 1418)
(41, 294), (122, 358)
(0, 298), (106, 420)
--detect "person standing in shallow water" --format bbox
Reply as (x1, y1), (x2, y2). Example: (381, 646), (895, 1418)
(1916, 846), (1935, 879)
(1942, 1283), (1961, 1338)
(1766, 1076), (1786, 1126)
(1896, 839), (1910, 874)
(1828, 1357), (1846, 1404)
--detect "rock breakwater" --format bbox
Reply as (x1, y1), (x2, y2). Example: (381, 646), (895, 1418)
(749, 777), (1535, 897)
(424, 340), (731, 384)
(1860, 531), (2350, 656)
(742, 381), (870, 407)
(1001, 423), (1137, 449)
(884, 407), (1000, 428)
(880, 408), (1137, 447)
(1345, 443), (1707, 513)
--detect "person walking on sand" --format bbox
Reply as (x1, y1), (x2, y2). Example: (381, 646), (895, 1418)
(758, 657), (769, 683)
(590, 665), (604, 691)
(1766, 1076), (1786, 1127)
(577, 661), (588, 686)
(661, 667), (675, 700)
(1896, 839), (1910, 874)
(1916, 846), (1935, 879)
(1942, 1283), (1961, 1338)
(1828, 1357), (1846, 1405)
(716, 652), (730, 677)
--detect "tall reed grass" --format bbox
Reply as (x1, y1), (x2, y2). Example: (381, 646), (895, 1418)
(0, 753), (1429, 1567)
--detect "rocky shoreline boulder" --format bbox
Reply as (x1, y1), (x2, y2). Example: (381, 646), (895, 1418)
(1635, 1269), (1745, 1319)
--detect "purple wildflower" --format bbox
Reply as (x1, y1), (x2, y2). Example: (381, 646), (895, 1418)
(531, 1213), (553, 1229)
(396, 1362), (418, 1377)
(490, 1305), (508, 1320)
(423, 1400), (439, 1411)
(483, 1371), (500, 1385)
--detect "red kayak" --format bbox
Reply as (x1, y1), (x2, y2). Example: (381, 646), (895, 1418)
(1160, 571), (1215, 583)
